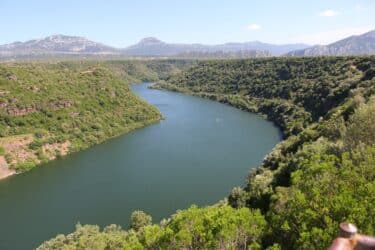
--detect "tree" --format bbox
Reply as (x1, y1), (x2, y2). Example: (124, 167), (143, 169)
(228, 186), (248, 208)
(130, 210), (152, 231)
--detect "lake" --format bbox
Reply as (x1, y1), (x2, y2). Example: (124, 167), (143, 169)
(0, 83), (281, 249)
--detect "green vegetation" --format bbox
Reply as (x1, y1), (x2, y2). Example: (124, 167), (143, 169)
(103, 59), (194, 83)
(34, 56), (375, 249)
(130, 211), (152, 231)
(38, 205), (266, 250)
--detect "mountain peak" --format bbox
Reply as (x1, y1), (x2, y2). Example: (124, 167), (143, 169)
(137, 37), (164, 45)
(44, 34), (86, 41)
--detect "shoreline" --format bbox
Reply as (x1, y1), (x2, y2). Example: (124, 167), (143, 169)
(0, 117), (161, 181)
(0, 169), (16, 180)
(151, 83), (287, 137)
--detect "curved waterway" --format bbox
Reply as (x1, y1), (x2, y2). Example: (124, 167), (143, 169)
(0, 83), (281, 249)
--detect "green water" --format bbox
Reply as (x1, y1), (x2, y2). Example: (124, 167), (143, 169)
(0, 83), (281, 249)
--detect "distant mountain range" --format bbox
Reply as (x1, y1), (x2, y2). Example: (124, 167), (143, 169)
(0, 30), (374, 60)
(123, 37), (308, 56)
(287, 30), (375, 56)
(0, 35), (306, 60)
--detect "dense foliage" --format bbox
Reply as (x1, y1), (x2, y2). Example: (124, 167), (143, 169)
(38, 205), (266, 250)
(36, 56), (375, 249)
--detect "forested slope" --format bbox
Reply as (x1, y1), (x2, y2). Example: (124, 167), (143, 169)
(40, 57), (375, 249)
(155, 57), (374, 137)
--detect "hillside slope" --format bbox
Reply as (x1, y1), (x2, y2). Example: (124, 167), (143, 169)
(287, 30), (375, 56)
(40, 57), (375, 249)
(0, 61), (162, 176)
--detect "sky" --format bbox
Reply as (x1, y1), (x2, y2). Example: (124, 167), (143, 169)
(0, 0), (374, 47)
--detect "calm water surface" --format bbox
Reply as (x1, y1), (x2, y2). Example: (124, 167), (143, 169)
(0, 83), (281, 249)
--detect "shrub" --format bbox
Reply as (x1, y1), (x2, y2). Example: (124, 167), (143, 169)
(130, 211), (152, 231)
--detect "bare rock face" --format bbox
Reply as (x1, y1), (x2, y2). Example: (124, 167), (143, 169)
(50, 100), (73, 110)
(7, 106), (37, 116)
(7, 74), (17, 81)
(0, 156), (15, 180)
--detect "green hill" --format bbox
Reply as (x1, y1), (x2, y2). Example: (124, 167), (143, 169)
(0, 61), (164, 173)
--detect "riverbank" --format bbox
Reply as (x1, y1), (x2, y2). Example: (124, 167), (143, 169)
(0, 117), (161, 181)
(151, 82), (288, 137)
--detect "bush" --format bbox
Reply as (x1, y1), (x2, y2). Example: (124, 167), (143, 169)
(15, 160), (37, 172)
(130, 211), (152, 231)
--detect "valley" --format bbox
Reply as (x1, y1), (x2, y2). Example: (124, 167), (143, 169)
(2, 2), (375, 249)
(35, 56), (375, 249)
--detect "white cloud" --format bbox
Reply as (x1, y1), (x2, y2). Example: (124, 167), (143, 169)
(319, 9), (339, 17)
(247, 24), (261, 30)
(294, 26), (373, 45)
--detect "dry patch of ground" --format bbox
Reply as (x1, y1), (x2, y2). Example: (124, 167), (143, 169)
(42, 141), (71, 160)
(0, 134), (37, 166)
(0, 156), (15, 179)
(0, 134), (71, 179)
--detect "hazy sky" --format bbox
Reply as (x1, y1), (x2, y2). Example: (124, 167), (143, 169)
(1, 0), (374, 47)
